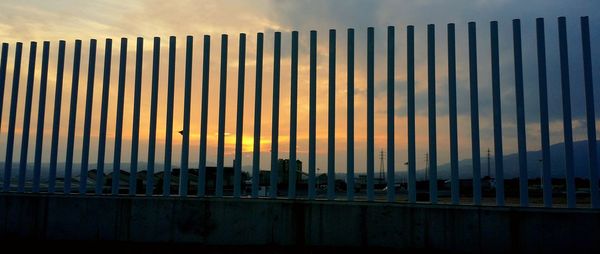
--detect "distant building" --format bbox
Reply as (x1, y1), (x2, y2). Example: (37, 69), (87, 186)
(257, 159), (303, 186)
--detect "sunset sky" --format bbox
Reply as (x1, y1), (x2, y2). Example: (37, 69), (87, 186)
(0, 0), (599, 176)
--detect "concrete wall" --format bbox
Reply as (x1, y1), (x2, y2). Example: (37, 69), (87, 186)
(1, 193), (599, 253)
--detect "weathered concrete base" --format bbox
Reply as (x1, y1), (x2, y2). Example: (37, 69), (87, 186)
(1, 194), (599, 253)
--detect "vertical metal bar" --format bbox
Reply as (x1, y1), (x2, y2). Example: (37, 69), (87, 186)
(468, 22), (482, 205)
(448, 23), (459, 205)
(427, 24), (437, 204)
(198, 35), (210, 197)
(3, 42), (22, 192)
(33, 41), (50, 193)
(80, 39), (96, 195)
(129, 37), (143, 195)
(347, 28), (355, 201)
(216, 34), (228, 197)
(65, 40), (82, 194)
(558, 17), (572, 208)
(163, 36), (176, 197)
(234, 33), (246, 198)
(180, 35), (193, 197)
(96, 38), (112, 195)
(328, 29), (336, 200)
(387, 26), (396, 203)
(536, 18), (552, 208)
(407, 26), (416, 203)
(513, 19), (529, 207)
(112, 38), (127, 195)
(18, 42), (37, 193)
(146, 37), (160, 196)
(308, 31), (317, 200)
(0, 43), (8, 132)
(288, 31), (298, 199)
(48, 41), (66, 193)
(490, 21), (505, 206)
(270, 32), (281, 199)
(367, 27), (375, 202)
(251, 33), (263, 198)
(581, 16), (599, 209)
(17, 41), (37, 192)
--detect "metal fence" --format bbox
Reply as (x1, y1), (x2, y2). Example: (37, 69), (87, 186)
(0, 16), (598, 209)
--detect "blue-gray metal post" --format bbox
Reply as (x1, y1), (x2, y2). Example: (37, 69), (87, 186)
(468, 22), (482, 205)
(328, 29), (336, 200)
(216, 34), (228, 197)
(347, 28), (355, 201)
(558, 17), (572, 208)
(536, 18), (552, 208)
(180, 36), (193, 197)
(112, 38), (127, 195)
(0, 43), (7, 131)
(96, 38), (112, 195)
(64, 40), (82, 194)
(448, 23), (459, 205)
(251, 33), (263, 198)
(288, 31), (298, 199)
(427, 24), (437, 204)
(367, 27), (375, 201)
(407, 26), (416, 203)
(33, 41), (50, 193)
(3, 42), (22, 192)
(198, 35), (210, 197)
(270, 32), (281, 199)
(146, 37), (160, 196)
(234, 33), (246, 198)
(387, 26), (396, 203)
(308, 31), (317, 200)
(581, 16), (599, 209)
(129, 37), (143, 195)
(513, 19), (529, 207)
(18, 41), (37, 193)
(80, 39), (97, 195)
(48, 41), (66, 193)
(490, 21), (505, 206)
(163, 36), (176, 196)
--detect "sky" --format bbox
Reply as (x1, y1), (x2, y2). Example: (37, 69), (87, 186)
(0, 0), (599, 176)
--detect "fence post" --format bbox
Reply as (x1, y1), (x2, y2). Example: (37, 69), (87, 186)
(347, 28), (355, 201)
(180, 35), (193, 197)
(270, 32), (281, 199)
(308, 31), (317, 200)
(367, 27), (375, 202)
(427, 24), (437, 204)
(146, 37), (160, 196)
(387, 26), (396, 203)
(448, 23), (459, 205)
(468, 22), (482, 205)
(198, 35), (210, 197)
(113, 38), (127, 195)
(96, 38), (113, 195)
(536, 18), (552, 208)
(288, 31), (298, 199)
(163, 36), (176, 197)
(251, 33), (263, 198)
(558, 17), (573, 209)
(65, 40), (82, 194)
(48, 41), (66, 193)
(490, 21), (505, 206)
(18, 41), (37, 193)
(581, 16), (599, 209)
(32, 41), (50, 193)
(3, 42), (22, 192)
(216, 34), (228, 197)
(129, 37), (143, 195)
(328, 29), (336, 200)
(80, 39), (98, 195)
(512, 19), (529, 207)
(407, 26), (416, 203)
(234, 33), (246, 198)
